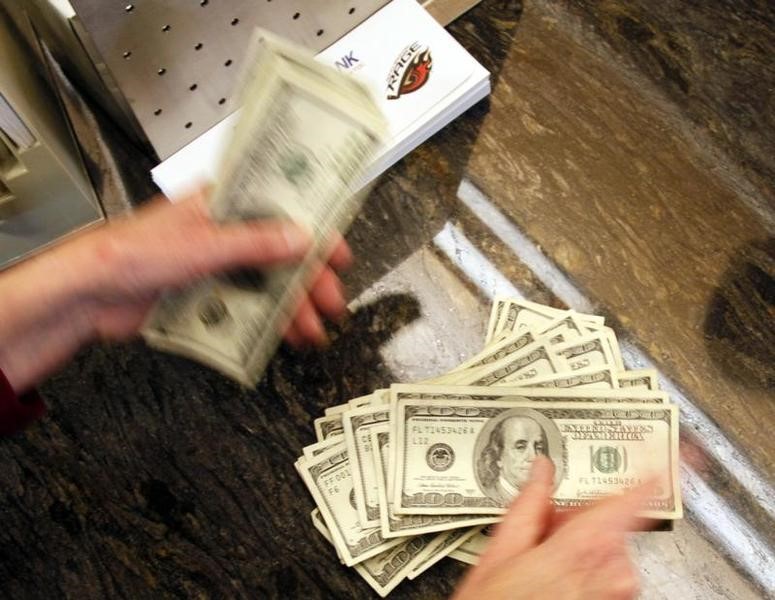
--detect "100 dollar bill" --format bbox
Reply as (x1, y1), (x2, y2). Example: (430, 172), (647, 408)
(391, 398), (681, 519)
(371, 426), (496, 539)
(296, 445), (403, 566)
(311, 508), (435, 598)
(492, 299), (603, 341)
(343, 405), (391, 527)
(388, 383), (669, 408)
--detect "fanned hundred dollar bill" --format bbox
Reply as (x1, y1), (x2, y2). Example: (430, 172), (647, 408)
(443, 340), (568, 386)
(311, 508), (436, 597)
(388, 383), (668, 408)
(405, 525), (482, 580)
(314, 413), (345, 442)
(371, 426), (496, 539)
(617, 369), (659, 390)
(524, 364), (619, 389)
(491, 298), (604, 342)
(447, 526), (496, 565)
(296, 445), (403, 566)
(343, 405), (391, 528)
(391, 398), (681, 519)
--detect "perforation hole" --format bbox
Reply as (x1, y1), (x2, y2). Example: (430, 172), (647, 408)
(316, 29), (324, 36)
(194, 42), (203, 50)
(218, 98), (226, 105)
(124, 4), (134, 12)
(123, 51), (132, 59)
(224, 59), (233, 67)
(349, 7), (356, 14)
(199, 0), (208, 6)
(231, 18), (240, 26)
(154, 108), (162, 116)
(162, 24), (171, 32)
(185, 122), (193, 129)
(189, 83), (198, 91)
(293, 12), (300, 20)
(157, 68), (167, 76)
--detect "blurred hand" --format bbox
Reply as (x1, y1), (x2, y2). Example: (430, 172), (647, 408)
(0, 188), (351, 392)
(452, 456), (653, 600)
(75, 188), (350, 346)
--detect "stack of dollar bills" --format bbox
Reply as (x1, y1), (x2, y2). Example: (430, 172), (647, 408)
(143, 30), (387, 385)
(296, 297), (683, 597)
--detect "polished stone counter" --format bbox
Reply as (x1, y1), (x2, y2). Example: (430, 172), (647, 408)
(0, 0), (772, 598)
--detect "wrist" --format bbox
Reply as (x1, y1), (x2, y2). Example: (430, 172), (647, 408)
(0, 244), (97, 392)
(30, 242), (98, 336)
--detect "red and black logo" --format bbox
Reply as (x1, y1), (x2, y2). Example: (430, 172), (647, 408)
(386, 42), (432, 100)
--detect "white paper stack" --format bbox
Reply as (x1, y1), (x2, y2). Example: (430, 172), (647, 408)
(151, 0), (490, 198)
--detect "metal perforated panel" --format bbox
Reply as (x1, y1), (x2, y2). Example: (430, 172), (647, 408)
(69, 0), (392, 159)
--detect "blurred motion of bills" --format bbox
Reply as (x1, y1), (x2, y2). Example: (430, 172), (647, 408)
(142, 30), (387, 386)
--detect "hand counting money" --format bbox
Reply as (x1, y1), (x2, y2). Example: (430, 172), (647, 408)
(142, 30), (387, 386)
(296, 297), (682, 596)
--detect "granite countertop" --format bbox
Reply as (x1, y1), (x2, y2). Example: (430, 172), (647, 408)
(0, 0), (772, 598)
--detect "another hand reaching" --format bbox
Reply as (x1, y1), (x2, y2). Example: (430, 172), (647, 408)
(452, 456), (654, 600)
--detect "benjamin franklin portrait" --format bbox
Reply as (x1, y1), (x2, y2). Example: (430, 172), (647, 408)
(474, 407), (563, 506)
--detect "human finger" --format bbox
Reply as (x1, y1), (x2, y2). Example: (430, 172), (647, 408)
(208, 220), (311, 269)
(91, 299), (157, 340)
(282, 319), (306, 348)
(289, 296), (328, 346)
(479, 456), (555, 563)
(159, 193), (312, 273)
(100, 216), (312, 297)
(277, 289), (307, 348)
(308, 267), (347, 322)
(140, 218), (310, 292)
(325, 235), (354, 272)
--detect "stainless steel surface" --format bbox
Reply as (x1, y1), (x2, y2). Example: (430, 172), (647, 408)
(69, 0), (393, 159)
(423, 0), (481, 25)
(0, 9), (103, 269)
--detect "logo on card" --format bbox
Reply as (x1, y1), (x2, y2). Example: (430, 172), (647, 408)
(386, 42), (432, 100)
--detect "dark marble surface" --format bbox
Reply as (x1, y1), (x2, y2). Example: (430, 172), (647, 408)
(562, 0), (775, 212)
(0, 0), (772, 598)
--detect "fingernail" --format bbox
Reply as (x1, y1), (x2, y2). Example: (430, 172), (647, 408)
(281, 224), (311, 255)
(333, 281), (348, 321)
(337, 245), (354, 271)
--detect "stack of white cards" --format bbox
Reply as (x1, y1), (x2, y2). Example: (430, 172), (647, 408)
(316, 0), (490, 183)
(151, 0), (490, 198)
(296, 297), (682, 596)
